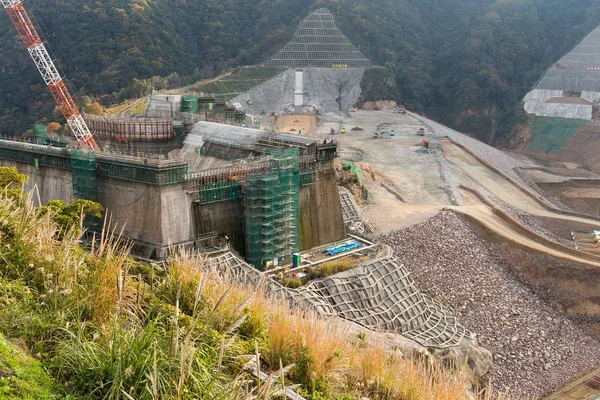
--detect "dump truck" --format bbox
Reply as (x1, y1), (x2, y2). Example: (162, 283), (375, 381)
(417, 128), (425, 136)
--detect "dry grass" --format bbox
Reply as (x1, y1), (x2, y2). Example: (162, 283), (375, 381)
(309, 258), (357, 280)
(0, 182), (505, 399)
(167, 249), (498, 399)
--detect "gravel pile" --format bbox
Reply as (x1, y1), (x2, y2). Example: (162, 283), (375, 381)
(380, 210), (600, 399)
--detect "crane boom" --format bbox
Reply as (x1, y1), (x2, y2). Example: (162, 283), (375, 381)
(1, 0), (99, 151)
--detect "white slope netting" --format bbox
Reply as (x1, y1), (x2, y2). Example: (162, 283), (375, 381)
(204, 245), (467, 349)
(266, 8), (372, 68)
(537, 25), (600, 92)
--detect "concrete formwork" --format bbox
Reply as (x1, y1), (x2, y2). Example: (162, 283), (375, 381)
(193, 199), (245, 255)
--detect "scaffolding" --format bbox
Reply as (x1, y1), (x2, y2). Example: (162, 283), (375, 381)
(181, 95), (199, 114)
(299, 154), (316, 186)
(35, 124), (49, 145)
(245, 149), (300, 269)
(96, 153), (188, 185)
(70, 150), (98, 201)
(198, 181), (242, 204)
(317, 141), (337, 161)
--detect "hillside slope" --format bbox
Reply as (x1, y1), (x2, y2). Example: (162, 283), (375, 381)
(2, 0), (600, 142)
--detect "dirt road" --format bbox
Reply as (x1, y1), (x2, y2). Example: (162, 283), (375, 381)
(442, 140), (600, 227)
(317, 110), (600, 268)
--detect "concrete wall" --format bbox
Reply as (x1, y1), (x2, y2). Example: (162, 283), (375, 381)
(2, 155), (345, 258)
(193, 199), (245, 254)
(97, 177), (194, 246)
(0, 159), (73, 204)
(299, 161), (346, 250)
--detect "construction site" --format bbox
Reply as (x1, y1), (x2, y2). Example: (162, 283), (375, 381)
(1, 4), (600, 399)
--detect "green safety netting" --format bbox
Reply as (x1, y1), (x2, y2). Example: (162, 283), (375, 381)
(199, 181), (242, 204)
(528, 117), (587, 154)
(342, 160), (369, 200)
(181, 96), (199, 113)
(35, 124), (49, 145)
(70, 150), (98, 201)
(245, 148), (300, 269)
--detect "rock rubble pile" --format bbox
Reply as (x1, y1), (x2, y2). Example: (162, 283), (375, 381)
(380, 210), (600, 398)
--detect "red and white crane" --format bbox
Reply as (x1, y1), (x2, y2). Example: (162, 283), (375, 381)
(1, 0), (99, 151)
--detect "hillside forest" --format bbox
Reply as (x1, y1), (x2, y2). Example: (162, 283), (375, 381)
(1, 0), (600, 144)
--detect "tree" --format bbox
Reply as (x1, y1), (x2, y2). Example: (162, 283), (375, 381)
(42, 199), (103, 234)
(0, 166), (28, 198)
(47, 122), (61, 133)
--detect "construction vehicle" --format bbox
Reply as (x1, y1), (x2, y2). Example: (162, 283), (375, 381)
(2, 0), (99, 151)
(340, 128), (346, 134)
(417, 128), (425, 136)
(422, 138), (430, 149)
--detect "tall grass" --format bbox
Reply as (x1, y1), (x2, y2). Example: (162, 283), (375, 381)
(0, 182), (506, 399)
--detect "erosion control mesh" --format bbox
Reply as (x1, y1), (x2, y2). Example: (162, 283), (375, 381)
(194, 67), (287, 101)
(537, 25), (600, 92)
(266, 8), (372, 68)
(527, 117), (587, 154)
(206, 246), (466, 349)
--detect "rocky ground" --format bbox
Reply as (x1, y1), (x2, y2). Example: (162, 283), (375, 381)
(380, 210), (600, 399)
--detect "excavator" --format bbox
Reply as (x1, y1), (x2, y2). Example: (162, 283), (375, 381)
(1, 0), (100, 151)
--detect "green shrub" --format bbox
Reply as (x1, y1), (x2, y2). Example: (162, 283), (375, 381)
(0, 333), (76, 399)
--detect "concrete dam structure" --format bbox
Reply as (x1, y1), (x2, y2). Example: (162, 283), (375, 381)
(0, 6), (379, 265)
(0, 126), (344, 264)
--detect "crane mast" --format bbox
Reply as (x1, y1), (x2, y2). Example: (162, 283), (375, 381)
(1, 0), (99, 151)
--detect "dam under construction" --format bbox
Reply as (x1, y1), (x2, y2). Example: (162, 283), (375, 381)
(0, 124), (342, 263)
(2, 6), (600, 399)
(0, 7), (372, 265)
